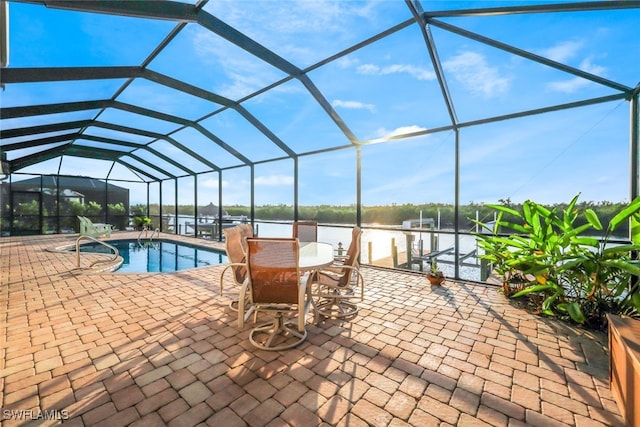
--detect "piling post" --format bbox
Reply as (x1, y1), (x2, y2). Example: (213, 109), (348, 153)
(391, 238), (398, 267)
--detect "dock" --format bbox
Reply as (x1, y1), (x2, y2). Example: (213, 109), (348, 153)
(372, 247), (454, 270)
(184, 216), (248, 237)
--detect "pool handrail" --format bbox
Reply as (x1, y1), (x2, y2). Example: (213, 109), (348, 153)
(137, 226), (148, 242)
(75, 235), (119, 268)
(137, 226), (160, 243)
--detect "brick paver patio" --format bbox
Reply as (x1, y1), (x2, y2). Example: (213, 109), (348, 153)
(0, 233), (625, 426)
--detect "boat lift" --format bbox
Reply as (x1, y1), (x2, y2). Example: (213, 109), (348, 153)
(396, 213), (479, 273)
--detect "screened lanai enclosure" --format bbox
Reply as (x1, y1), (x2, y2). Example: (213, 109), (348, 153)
(1, 0), (639, 282)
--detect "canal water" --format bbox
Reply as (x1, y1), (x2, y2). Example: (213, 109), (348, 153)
(169, 216), (484, 281)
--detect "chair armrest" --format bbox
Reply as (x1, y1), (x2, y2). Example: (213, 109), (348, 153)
(237, 278), (250, 329)
(315, 265), (364, 300)
(219, 262), (247, 295)
(320, 265), (343, 274)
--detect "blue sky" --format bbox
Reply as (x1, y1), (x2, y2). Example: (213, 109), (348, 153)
(2, 1), (639, 207)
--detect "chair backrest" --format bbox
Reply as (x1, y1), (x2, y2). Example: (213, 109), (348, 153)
(245, 237), (301, 305)
(293, 221), (318, 242)
(222, 224), (254, 283)
(337, 226), (362, 287)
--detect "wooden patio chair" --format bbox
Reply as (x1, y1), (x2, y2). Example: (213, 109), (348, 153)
(310, 226), (364, 322)
(292, 221), (318, 243)
(238, 237), (311, 350)
(219, 224), (255, 322)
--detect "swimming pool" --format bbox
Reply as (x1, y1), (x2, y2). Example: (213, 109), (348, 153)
(76, 239), (227, 273)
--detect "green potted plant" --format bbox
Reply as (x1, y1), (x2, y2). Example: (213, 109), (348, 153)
(133, 216), (152, 231)
(427, 258), (445, 285)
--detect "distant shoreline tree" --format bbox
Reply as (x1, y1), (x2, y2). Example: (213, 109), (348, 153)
(140, 200), (631, 238)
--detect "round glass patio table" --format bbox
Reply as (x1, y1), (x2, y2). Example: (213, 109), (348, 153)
(298, 242), (334, 271)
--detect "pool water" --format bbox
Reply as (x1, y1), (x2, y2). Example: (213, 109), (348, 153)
(77, 239), (227, 273)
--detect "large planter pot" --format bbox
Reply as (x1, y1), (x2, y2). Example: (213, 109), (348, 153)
(427, 273), (445, 286)
(607, 314), (640, 427)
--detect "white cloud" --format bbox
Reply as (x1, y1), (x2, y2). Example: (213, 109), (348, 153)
(580, 57), (606, 75)
(442, 51), (510, 98)
(120, 81), (192, 117)
(357, 64), (378, 75)
(547, 77), (586, 93)
(332, 99), (376, 112)
(357, 63), (436, 81)
(538, 40), (607, 94)
(191, 28), (282, 100)
(336, 56), (360, 69)
(203, 1), (380, 65)
(200, 178), (220, 189)
(255, 175), (295, 186)
(246, 0), (376, 35)
(372, 125), (428, 140)
(539, 40), (584, 63)
(547, 57), (606, 93)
